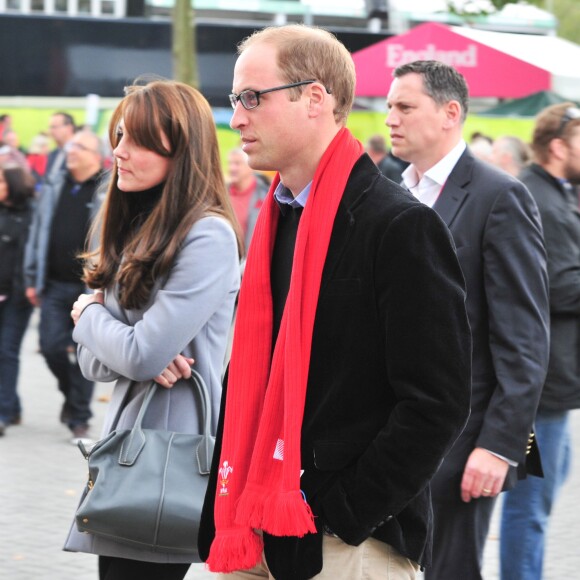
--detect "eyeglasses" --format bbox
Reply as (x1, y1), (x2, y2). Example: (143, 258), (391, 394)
(556, 107), (580, 136)
(65, 141), (99, 154)
(229, 80), (318, 110)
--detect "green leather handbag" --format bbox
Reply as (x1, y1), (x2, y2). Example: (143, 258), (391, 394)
(75, 369), (214, 558)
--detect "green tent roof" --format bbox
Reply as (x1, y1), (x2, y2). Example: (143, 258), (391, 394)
(479, 90), (577, 118)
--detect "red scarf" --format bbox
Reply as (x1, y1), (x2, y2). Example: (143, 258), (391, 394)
(207, 128), (364, 573)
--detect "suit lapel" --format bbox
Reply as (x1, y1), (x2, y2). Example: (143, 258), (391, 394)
(434, 182), (468, 228)
(320, 155), (376, 291)
(433, 149), (473, 228)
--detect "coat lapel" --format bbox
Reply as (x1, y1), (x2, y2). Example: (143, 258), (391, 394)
(433, 149), (473, 228)
(320, 155), (377, 291)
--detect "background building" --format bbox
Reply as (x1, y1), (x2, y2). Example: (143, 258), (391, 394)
(0, 0), (570, 157)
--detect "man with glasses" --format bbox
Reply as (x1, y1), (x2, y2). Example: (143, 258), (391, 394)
(199, 25), (472, 580)
(386, 60), (550, 580)
(500, 103), (580, 580)
(46, 111), (76, 183)
(24, 130), (104, 444)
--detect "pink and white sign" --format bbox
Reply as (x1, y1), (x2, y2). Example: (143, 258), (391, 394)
(353, 22), (551, 99)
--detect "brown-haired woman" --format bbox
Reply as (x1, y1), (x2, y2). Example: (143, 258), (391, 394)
(0, 163), (35, 436)
(64, 79), (241, 580)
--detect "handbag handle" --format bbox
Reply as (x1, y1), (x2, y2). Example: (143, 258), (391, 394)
(118, 368), (213, 474)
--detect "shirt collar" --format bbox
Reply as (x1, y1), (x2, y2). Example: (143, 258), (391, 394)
(402, 140), (467, 190)
(274, 181), (312, 213)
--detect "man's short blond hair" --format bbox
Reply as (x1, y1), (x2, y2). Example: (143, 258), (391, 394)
(238, 24), (355, 125)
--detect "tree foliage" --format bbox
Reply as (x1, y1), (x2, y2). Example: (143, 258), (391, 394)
(447, 0), (580, 44)
(172, 0), (199, 88)
(447, 0), (524, 15)
(549, 0), (580, 44)
(490, 0), (522, 7)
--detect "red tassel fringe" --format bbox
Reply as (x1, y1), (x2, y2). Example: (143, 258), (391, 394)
(206, 528), (263, 573)
(235, 485), (268, 529)
(261, 490), (317, 536)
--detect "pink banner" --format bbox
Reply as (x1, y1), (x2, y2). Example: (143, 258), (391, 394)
(353, 22), (551, 99)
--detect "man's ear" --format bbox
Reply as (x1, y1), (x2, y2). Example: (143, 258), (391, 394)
(306, 83), (327, 118)
(442, 100), (462, 129)
(549, 137), (568, 162)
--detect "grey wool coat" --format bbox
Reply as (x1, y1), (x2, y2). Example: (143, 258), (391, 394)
(63, 215), (240, 563)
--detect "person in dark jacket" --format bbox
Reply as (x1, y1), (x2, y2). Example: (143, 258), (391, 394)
(45, 112), (76, 183)
(24, 129), (104, 444)
(199, 25), (471, 580)
(500, 102), (580, 580)
(0, 163), (35, 435)
(386, 60), (549, 580)
(365, 133), (409, 183)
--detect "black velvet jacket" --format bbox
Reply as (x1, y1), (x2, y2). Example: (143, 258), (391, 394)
(199, 155), (472, 579)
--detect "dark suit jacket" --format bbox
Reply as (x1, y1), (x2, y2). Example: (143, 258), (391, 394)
(430, 149), (549, 493)
(199, 155), (472, 579)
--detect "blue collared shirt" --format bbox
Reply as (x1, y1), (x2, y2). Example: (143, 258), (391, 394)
(274, 181), (312, 211)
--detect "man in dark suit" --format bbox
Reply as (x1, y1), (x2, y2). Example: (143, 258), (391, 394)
(45, 111), (76, 183)
(386, 60), (550, 579)
(199, 26), (471, 580)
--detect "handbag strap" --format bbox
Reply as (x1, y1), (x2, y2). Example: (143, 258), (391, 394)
(119, 368), (212, 469)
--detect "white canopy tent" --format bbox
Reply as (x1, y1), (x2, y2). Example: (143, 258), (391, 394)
(450, 25), (580, 101)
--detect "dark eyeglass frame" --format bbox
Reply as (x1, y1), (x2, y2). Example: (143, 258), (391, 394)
(556, 107), (580, 137)
(229, 80), (322, 110)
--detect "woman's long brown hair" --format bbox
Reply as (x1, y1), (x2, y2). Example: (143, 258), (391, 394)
(82, 79), (242, 310)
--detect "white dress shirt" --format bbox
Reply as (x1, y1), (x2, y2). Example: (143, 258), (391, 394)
(402, 140), (467, 208)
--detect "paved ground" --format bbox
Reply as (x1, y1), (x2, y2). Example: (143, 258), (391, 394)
(1, 311), (579, 579)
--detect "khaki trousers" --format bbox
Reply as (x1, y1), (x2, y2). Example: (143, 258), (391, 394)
(218, 534), (419, 580)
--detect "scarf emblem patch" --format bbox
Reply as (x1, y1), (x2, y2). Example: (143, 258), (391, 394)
(218, 460), (233, 496)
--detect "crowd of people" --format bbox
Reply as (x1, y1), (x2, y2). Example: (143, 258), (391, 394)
(0, 22), (579, 580)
